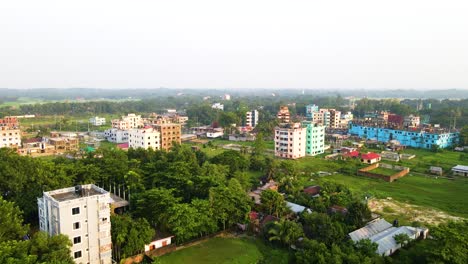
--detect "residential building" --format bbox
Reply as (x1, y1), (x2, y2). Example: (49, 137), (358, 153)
(274, 123), (306, 159)
(89, 116), (106, 126)
(111, 114), (143, 130)
(277, 106), (290, 123)
(403, 115), (420, 128)
(154, 123), (181, 151)
(452, 165), (468, 176)
(0, 127), (21, 149)
(223, 94), (231, 101)
(246, 110), (259, 127)
(38, 185), (112, 264)
(349, 123), (459, 149)
(104, 128), (129, 143)
(145, 234), (174, 252)
(128, 127), (160, 150)
(47, 137), (79, 152)
(305, 104), (319, 119)
(339, 111), (354, 128)
(302, 121), (325, 156)
(361, 152), (381, 164)
(212, 103), (224, 111)
(349, 218), (428, 256)
(0, 116), (19, 128)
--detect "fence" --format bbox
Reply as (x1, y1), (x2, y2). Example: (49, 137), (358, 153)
(358, 163), (410, 182)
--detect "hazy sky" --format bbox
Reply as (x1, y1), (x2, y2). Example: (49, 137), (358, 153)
(1, 0), (467, 89)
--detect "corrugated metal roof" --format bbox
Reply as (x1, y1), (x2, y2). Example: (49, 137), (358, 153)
(286, 201), (312, 214)
(371, 226), (419, 255)
(349, 218), (393, 242)
(452, 165), (468, 172)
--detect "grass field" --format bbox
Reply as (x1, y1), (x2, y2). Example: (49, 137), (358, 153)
(156, 237), (288, 264)
(316, 173), (468, 218)
(370, 167), (399, 176)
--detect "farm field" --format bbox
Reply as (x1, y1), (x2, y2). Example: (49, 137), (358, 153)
(156, 237), (288, 264)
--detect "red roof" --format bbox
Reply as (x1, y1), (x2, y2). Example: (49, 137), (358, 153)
(304, 185), (321, 196)
(117, 143), (129, 149)
(361, 152), (381, 160)
(344, 151), (360, 158)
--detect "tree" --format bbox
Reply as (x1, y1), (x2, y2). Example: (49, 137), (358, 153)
(354, 238), (379, 257)
(211, 150), (250, 176)
(460, 125), (468, 146)
(268, 219), (304, 248)
(260, 189), (288, 217)
(167, 203), (199, 243)
(29, 232), (74, 264)
(394, 233), (411, 248)
(132, 188), (181, 229)
(110, 215), (154, 261)
(0, 197), (28, 243)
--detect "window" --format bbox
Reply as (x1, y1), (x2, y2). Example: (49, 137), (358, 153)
(72, 207), (80, 215)
(74, 251), (82, 259)
(73, 222), (80, 230)
(73, 236), (81, 244)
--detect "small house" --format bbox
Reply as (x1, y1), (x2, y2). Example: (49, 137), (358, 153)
(145, 233), (174, 252)
(452, 165), (468, 177)
(361, 152), (381, 164)
(429, 166), (443, 176)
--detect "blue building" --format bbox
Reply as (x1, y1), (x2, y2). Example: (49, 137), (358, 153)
(349, 123), (459, 149)
(305, 104), (319, 119)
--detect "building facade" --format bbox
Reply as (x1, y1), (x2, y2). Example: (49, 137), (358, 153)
(277, 106), (290, 123)
(104, 129), (129, 143)
(154, 124), (181, 151)
(111, 114), (143, 130)
(302, 121), (325, 156)
(246, 110), (259, 127)
(305, 104), (319, 119)
(0, 127), (21, 149)
(128, 127), (160, 150)
(89, 117), (106, 126)
(38, 185), (112, 264)
(349, 123), (459, 149)
(274, 123), (306, 159)
(211, 103), (224, 111)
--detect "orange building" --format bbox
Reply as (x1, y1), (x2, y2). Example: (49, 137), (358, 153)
(154, 124), (181, 151)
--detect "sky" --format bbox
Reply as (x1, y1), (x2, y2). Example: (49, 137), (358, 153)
(0, 0), (467, 89)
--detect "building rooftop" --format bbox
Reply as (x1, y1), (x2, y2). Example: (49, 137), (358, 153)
(47, 185), (108, 202)
(452, 165), (468, 172)
(349, 218), (393, 242)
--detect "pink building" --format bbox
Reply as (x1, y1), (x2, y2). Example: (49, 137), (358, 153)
(274, 123), (306, 159)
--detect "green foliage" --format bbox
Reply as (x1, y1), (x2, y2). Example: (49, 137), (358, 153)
(0, 232), (73, 264)
(260, 189), (288, 217)
(393, 233), (411, 248)
(111, 214), (154, 260)
(0, 197), (28, 243)
(267, 219), (304, 247)
(132, 188), (181, 229)
(211, 150), (250, 176)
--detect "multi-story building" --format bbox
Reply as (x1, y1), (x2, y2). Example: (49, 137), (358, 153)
(111, 114), (143, 130)
(104, 128), (128, 143)
(89, 116), (106, 126)
(305, 104), (319, 120)
(302, 121), (325, 156)
(274, 123), (306, 159)
(38, 184), (112, 264)
(0, 127), (21, 149)
(128, 127), (160, 150)
(0, 116), (19, 128)
(246, 110), (259, 128)
(339, 111), (354, 128)
(403, 115), (420, 128)
(277, 106), (290, 123)
(349, 123), (459, 149)
(154, 124), (181, 151)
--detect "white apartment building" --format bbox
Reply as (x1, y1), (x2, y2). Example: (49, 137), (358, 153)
(89, 116), (106, 126)
(128, 127), (160, 150)
(403, 115), (420, 128)
(0, 127), (21, 148)
(111, 114), (143, 130)
(104, 128), (128, 143)
(246, 110), (259, 127)
(212, 103), (224, 111)
(38, 185), (112, 264)
(274, 123), (306, 159)
(311, 108), (341, 128)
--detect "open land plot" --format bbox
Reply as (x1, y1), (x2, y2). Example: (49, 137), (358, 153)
(370, 167), (401, 176)
(156, 237), (288, 264)
(315, 173), (468, 219)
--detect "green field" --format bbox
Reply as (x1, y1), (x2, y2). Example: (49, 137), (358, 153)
(316, 173), (468, 218)
(370, 167), (399, 176)
(156, 237), (288, 264)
